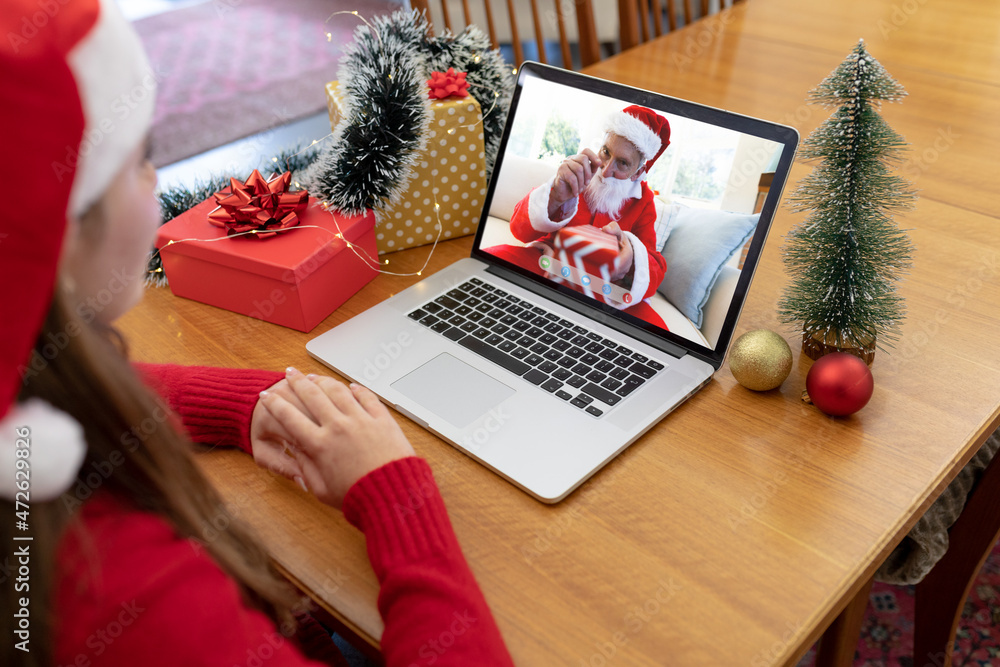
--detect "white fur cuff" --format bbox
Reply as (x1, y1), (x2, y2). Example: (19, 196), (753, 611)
(608, 231), (650, 311)
(527, 177), (576, 234)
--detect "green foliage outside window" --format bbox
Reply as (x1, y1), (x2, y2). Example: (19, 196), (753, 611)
(538, 114), (580, 160)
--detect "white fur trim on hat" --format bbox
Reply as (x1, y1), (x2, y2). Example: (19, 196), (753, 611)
(527, 178), (577, 233)
(606, 111), (662, 164)
(66, 0), (156, 217)
(1, 400), (86, 503)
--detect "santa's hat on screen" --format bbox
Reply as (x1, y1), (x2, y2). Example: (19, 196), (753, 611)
(0, 0), (155, 501)
(606, 105), (671, 175)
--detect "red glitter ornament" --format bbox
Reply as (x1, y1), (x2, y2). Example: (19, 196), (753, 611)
(805, 352), (874, 417)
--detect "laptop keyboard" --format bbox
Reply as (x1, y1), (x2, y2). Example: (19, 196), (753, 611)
(406, 277), (665, 418)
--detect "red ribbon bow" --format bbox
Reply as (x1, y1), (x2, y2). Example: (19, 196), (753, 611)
(427, 68), (470, 100)
(207, 170), (308, 239)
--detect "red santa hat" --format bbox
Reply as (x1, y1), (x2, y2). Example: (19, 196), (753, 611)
(605, 105), (671, 175)
(0, 0), (155, 500)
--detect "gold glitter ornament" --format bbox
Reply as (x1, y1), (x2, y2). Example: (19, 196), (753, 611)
(728, 329), (793, 391)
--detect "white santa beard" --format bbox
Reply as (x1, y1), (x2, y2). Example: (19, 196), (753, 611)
(583, 173), (635, 220)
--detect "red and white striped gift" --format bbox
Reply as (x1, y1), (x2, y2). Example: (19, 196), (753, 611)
(552, 225), (621, 299)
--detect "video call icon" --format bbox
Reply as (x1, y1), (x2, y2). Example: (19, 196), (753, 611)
(537, 256), (611, 297)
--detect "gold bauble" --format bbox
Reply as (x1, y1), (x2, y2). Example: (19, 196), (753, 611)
(728, 329), (793, 391)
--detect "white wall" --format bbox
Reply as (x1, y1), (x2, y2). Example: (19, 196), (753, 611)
(720, 135), (781, 213)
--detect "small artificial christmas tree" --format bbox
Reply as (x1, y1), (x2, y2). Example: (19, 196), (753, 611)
(778, 40), (916, 362)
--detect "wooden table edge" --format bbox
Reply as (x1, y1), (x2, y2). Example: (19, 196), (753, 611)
(794, 409), (1000, 665)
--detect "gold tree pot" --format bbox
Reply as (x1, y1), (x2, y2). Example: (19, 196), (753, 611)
(801, 329), (876, 366)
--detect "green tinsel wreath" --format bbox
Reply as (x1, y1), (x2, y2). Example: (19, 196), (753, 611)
(303, 9), (514, 218)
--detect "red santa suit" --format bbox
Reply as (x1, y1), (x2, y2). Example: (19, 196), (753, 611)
(485, 105), (672, 329)
(485, 174), (668, 328)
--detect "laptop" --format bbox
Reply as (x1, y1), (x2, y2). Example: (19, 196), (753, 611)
(307, 61), (799, 503)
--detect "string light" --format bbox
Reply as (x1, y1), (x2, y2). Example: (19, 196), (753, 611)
(319, 198), (445, 277)
(148, 226), (326, 272)
(449, 82), (502, 133)
(326, 10), (382, 49)
(148, 210), (443, 281)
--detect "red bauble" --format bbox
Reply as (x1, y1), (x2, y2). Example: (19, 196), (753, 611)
(805, 352), (874, 416)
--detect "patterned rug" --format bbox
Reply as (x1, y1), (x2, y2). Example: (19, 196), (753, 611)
(134, 0), (401, 167)
(796, 538), (1000, 666)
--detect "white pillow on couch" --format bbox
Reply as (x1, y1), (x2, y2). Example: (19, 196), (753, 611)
(656, 205), (757, 330)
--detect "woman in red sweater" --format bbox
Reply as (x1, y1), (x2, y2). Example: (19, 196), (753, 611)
(0, 2), (513, 666)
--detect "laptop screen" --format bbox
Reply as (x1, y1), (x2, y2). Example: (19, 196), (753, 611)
(472, 62), (798, 368)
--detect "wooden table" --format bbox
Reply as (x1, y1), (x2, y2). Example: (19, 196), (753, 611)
(121, 0), (1000, 663)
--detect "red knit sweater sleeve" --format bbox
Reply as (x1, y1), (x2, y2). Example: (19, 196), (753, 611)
(124, 364), (512, 662)
(134, 362), (282, 454)
(342, 457), (514, 666)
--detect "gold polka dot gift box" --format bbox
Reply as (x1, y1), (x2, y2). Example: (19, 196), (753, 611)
(325, 81), (487, 254)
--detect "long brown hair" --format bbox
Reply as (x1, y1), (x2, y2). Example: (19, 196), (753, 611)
(2, 288), (300, 666)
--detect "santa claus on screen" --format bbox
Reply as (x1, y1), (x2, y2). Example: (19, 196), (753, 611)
(484, 105), (670, 328)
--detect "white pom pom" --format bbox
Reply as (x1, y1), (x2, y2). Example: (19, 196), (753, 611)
(1, 399), (86, 503)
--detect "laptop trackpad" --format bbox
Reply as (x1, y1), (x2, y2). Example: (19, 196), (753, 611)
(391, 353), (515, 429)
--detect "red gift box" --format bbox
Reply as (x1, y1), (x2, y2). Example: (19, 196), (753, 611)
(156, 197), (378, 332)
(553, 225), (620, 280)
